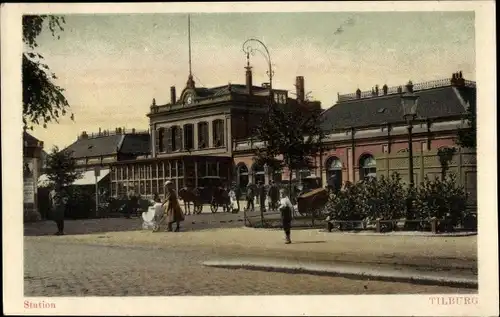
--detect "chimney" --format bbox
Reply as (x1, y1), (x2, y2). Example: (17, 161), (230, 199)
(455, 71), (465, 86)
(356, 88), (361, 99)
(98, 127), (102, 135)
(405, 80), (414, 93)
(170, 86), (176, 104)
(245, 59), (253, 95)
(382, 84), (388, 95)
(375, 85), (379, 96)
(296, 76), (305, 102)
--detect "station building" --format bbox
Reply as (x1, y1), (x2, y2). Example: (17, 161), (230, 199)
(61, 69), (476, 203)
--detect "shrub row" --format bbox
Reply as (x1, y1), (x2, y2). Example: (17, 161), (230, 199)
(325, 172), (472, 230)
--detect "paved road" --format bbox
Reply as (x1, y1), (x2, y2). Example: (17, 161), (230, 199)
(24, 238), (474, 296)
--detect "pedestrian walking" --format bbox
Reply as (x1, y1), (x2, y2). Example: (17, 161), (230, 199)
(49, 185), (67, 235)
(278, 188), (293, 244)
(158, 180), (184, 232)
(246, 183), (255, 212)
(232, 182), (241, 212)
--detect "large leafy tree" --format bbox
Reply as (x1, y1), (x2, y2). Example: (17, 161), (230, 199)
(456, 102), (476, 149)
(44, 146), (82, 189)
(253, 102), (325, 191)
(22, 15), (74, 129)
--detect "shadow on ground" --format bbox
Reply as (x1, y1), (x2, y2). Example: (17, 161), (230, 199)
(24, 213), (247, 236)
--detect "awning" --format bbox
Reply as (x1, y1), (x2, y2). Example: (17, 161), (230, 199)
(38, 168), (110, 187)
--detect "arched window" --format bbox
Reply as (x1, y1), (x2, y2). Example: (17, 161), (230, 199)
(359, 155), (377, 180)
(198, 122), (209, 149)
(237, 163), (249, 190)
(183, 124), (194, 150)
(212, 119), (225, 147)
(326, 156), (343, 190)
(252, 162), (265, 185)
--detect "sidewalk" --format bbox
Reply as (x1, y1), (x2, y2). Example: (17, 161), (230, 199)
(28, 226), (477, 273)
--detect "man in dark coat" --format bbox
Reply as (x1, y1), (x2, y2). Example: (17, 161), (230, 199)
(49, 185), (67, 235)
(246, 183), (255, 212)
(268, 181), (279, 211)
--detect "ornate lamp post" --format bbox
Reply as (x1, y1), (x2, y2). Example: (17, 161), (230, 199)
(401, 81), (419, 188)
(242, 38), (274, 106)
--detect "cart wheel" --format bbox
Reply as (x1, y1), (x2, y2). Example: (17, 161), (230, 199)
(195, 204), (203, 214)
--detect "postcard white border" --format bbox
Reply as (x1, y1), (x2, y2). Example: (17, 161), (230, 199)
(1, 2), (497, 316)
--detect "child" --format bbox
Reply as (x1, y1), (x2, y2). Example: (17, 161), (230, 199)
(278, 188), (293, 244)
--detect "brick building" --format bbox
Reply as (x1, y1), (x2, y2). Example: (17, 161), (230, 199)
(233, 71), (476, 193)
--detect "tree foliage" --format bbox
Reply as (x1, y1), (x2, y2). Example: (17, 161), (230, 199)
(44, 146), (83, 188)
(253, 103), (326, 177)
(22, 15), (73, 129)
(456, 102), (476, 149)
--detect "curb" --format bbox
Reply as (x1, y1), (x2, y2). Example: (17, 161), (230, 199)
(203, 259), (478, 289)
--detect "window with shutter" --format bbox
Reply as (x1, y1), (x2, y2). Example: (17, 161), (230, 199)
(154, 129), (160, 155)
(198, 122), (208, 149)
(165, 127), (172, 153)
(175, 126), (182, 151)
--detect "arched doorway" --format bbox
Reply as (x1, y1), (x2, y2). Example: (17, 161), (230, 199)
(326, 156), (343, 191)
(237, 163), (249, 190)
(252, 163), (265, 185)
(359, 154), (377, 180)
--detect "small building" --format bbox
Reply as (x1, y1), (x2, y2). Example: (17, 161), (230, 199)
(38, 128), (150, 198)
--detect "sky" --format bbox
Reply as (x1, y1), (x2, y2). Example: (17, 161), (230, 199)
(28, 11), (475, 150)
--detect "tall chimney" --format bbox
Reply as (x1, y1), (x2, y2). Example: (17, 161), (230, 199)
(382, 84), (388, 95)
(170, 86), (176, 104)
(245, 68), (252, 95)
(296, 76), (305, 102)
(406, 80), (414, 93)
(375, 85), (379, 96)
(356, 88), (361, 99)
(245, 54), (253, 95)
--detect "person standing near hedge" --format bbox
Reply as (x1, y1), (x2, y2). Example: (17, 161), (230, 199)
(49, 184), (67, 235)
(278, 188), (294, 244)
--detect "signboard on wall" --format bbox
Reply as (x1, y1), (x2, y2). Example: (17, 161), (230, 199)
(24, 179), (35, 203)
(24, 158), (36, 204)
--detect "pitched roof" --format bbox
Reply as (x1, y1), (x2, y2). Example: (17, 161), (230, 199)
(23, 131), (42, 147)
(320, 85), (474, 131)
(64, 133), (150, 158)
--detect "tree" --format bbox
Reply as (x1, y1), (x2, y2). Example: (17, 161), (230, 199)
(44, 146), (82, 189)
(253, 102), (326, 194)
(22, 15), (74, 129)
(456, 102), (476, 149)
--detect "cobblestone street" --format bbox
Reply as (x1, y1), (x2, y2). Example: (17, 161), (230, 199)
(24, 236), (475, 296)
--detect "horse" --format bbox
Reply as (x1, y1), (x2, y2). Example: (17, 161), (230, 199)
(178, 187), (202, 215)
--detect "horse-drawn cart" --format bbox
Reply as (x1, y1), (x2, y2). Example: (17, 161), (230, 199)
(296, 187), (329, 217)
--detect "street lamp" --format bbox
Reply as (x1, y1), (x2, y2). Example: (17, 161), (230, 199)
(400, 80), (419, 188)
(242, 38), (274, 107)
